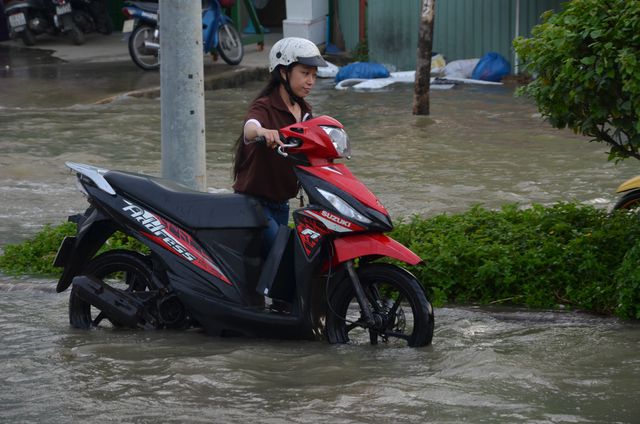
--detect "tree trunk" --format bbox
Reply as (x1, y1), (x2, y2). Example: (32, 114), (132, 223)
(413, 0), (436, 116)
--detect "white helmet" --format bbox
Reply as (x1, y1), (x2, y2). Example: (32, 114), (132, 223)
(268, 37), (328, 73)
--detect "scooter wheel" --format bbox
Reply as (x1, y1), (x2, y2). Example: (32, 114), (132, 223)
(128, 24), (160, 71)
(326, 263), (434, 347)
(216, 23), (243, 65)
(98, 16), (114, 35)
(70, 26), (85, 46)
(69, 250), (153, 329)
(20, 28), (36, 46)
(613, 189), (640, 211)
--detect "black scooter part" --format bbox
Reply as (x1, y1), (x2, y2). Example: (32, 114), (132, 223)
(72, 275), (156, 329)
(56, 208), (117, 293)
(170, 228), (327, 340)
(256, 225), (295, 302)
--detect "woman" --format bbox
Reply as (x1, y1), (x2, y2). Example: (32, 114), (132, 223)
(232, 37), (327, 253)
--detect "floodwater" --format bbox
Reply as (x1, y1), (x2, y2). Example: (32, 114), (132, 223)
(1, 80), (639, 423)
(1, 79), (638, 244)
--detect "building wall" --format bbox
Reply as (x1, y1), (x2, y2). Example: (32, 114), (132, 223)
(337, 0), (361, 52)
(358, 0), (567, 72)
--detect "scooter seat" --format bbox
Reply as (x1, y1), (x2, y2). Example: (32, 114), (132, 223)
(104, 171), (267, 229)
(124, 2), (159, 14)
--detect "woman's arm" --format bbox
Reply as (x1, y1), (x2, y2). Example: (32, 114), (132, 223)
(244, 120), (283, 148)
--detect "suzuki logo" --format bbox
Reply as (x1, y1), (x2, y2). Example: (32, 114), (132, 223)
(320, 210), (352, 228)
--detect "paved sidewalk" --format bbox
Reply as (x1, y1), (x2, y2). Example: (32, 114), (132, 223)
(0, 30), (277, 66)
(0, 30), (279, 107)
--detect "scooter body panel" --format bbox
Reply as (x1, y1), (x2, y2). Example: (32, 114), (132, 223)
(616, 175), (640, 193)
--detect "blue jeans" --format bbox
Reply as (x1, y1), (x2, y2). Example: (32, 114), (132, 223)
(260, 199), (289, 257)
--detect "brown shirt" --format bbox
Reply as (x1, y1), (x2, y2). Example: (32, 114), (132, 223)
(232, 88), (312, 203)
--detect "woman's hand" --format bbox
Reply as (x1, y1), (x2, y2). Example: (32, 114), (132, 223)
(244, 121), (282, 149)
(257, 128), (283, 149)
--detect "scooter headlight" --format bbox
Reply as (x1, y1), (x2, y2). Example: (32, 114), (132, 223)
(320, 126), (351, 159)
(317, 188), (371, 224)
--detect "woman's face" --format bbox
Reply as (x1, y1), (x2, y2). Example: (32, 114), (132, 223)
(284, 64), (318, 98)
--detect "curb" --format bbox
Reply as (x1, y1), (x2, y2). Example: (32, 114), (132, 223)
(94, 66), (270, 104)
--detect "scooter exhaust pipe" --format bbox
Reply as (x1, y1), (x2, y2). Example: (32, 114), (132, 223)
(143, 41), (160, 51)
(71, 275), (156, 329)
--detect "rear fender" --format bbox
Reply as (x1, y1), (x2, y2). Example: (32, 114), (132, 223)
(331, 233), (423, 266)
(616, 175), (640, 193)
(55, 208), (116, 293)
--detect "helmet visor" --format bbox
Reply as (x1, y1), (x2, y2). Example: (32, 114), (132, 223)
(297, 55), (328, 68)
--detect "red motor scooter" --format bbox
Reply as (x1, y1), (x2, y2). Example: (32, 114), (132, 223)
(54, 115), (434, 347)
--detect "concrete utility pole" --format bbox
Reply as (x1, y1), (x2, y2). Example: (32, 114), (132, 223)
(413, 0), (436, 116)
(160, 0), (206, 191)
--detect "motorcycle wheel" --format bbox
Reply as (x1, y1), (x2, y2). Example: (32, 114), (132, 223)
(69, 250), (153, 329)
(20, 28), (36, 46)
(613, 189), (640, 211)
(216, 23), (243, 65)
(70, 25), (85, 45)
(99, 16), (114, 35)
(128, 24), (160, 71)
(326, 263), (434, 347)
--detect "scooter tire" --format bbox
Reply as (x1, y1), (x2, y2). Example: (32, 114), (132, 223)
(97, 5), (114, 35)
(69, 250), (153, 329)
(70, 25), (85, 46)
(128, 24), (160, 71)
(97, 15), (114, 35)
(216, 23), (243, 65)
(325, 263), (434, 347)
(20, 28), (36, 46)
(613, 189), (640, 211)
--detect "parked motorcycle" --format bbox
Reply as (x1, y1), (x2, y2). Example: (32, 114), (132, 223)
(4, 0), (56, 46)
(121, 1), (159, 70)
(50, 0), (84, 44)
(202, 0), (243, 65)
(69, 0), (114, 35)
(4, 0), (112, 46)
(54, 116), (434, 347)
(50, 0), (113, 45)
(613, 176), (640, 210)
(121, 0), (243, 71)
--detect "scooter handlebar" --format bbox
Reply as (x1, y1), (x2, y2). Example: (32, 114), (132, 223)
(249, 135), (300, 157)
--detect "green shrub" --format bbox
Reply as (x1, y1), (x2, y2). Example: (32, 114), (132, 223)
(0, 222), (76, 276)
(514, 0), (640, 162)
(352, 38), (369, 62)
(613, 243), (640, 319)
(391, 203), (640, 318)
(0, 222), (147, 276)
(1, 203), (639, 319)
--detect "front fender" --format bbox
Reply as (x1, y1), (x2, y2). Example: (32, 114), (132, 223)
(331, 233), (423, 266)
(55, 208), (116, 293)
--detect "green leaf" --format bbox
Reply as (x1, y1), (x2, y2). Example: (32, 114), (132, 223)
(513, 0), (640, 163)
